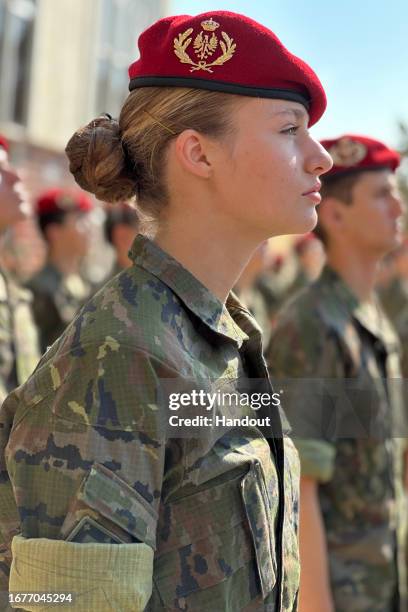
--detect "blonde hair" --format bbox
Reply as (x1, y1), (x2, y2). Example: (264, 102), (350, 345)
(65, 87), (241, 232)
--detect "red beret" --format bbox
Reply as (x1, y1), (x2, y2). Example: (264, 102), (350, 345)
(321, 134), (400, 180)
(36, 188), (94, 216)
(128, 11), (327, 126)
(0, 134), (9, 152)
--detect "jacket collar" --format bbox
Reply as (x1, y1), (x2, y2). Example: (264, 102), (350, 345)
(318, 265), (397, 349)
(129, 235), (250, 347)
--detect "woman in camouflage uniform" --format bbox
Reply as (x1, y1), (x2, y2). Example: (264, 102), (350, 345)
(0, 11), (332, 612)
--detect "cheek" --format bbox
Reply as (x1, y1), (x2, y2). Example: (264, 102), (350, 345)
(236, 140), (297, 188)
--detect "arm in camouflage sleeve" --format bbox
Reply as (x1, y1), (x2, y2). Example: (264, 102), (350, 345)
(2, 339), (177, 611)
(266, 305), (343, 480)
(267, 308), (341, 612)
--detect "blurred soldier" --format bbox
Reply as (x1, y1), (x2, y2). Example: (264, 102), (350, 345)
(257, 253), (295, 330)
(104, 202), (140, 278)
(267, 135), (407, 612)
(0, 135), (40, 402)
(28, 188), (94, 352)
(0, 135), (40, 606)
(289, 232), (325, 295)
(234, 242), (273, 345)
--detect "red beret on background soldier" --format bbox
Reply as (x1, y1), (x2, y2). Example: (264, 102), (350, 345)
(27, 187), (94, 352)
(0, 11), (332, 611)
(268, 133), (407, 612)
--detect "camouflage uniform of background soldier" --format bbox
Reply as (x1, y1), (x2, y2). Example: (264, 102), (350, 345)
(0, 135), (40, 610)
(267, 135), (407, 612)
(378, 241), (408, 380)
(27, 188), (94, 353)
(0, 272), (39, 403)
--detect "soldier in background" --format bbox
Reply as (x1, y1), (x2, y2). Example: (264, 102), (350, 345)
(27, 188), (94, 352)
(267, 134), (407, 612)
(289, 232), (325, 295)
(234, 242), (273, 346)
(0, 134), (40, 402)
(0, 135), (40, 605)
(104, 202), (140, 279)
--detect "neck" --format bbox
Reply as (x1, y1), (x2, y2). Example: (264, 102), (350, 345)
(48, 248), (80, 276)
(154, 212), (261, 303)
(326, 243), (379, 302)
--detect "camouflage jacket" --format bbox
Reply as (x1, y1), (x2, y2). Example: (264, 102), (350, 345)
(379, 277), (408, 325)
(267, 265), (407, 612)
(27, 263), (91, 353)
(378, 275), (408, 380)
(0, 269), (40, 402)
(0, 235), (300, 612)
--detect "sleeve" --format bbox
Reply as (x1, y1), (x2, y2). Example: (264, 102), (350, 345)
(4, 340), (176, 611)
(266, 308), (343, 483)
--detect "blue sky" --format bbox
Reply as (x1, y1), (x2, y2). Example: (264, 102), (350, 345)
(168, 0), (408, 149)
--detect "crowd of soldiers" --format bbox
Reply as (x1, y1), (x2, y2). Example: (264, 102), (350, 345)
(0, 138), (140, 403)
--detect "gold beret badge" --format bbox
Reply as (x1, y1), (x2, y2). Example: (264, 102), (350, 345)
(174, 18), (237, 73)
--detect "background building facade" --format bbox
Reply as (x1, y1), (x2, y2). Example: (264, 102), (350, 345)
(0, 0), (167, 279)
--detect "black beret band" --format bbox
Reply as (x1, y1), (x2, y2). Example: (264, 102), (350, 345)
(129, 76), (311, 109)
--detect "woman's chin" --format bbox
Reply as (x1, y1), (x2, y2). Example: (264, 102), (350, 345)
(282, 210), (318, 236)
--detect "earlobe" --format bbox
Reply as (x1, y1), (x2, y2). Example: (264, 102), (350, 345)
(174, 130), (212, 178)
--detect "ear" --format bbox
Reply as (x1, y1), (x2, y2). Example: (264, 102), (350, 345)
(318, 196), (349, 236)
(173, 129), (213, 179)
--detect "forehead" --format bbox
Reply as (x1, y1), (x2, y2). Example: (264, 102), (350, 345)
(354, 168), (396, 192)
(238, 97), (309, 122)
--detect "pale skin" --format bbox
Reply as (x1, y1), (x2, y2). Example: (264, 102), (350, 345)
(154, 97), (332, 302)
(298, 168), (405, 612)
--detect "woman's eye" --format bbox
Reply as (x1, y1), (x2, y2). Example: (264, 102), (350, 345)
(282, 126), (299, 135)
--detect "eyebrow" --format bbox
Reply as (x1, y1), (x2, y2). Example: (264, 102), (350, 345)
(272, 107), (309, 122)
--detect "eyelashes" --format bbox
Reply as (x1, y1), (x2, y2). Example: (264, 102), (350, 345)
(281, 126), (299, 135)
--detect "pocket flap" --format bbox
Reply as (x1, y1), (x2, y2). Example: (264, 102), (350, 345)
(62, 463), (158, 550)
(241, 465), (276, 598)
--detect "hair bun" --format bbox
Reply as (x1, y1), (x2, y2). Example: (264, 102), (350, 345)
(65, 114), (136, 203)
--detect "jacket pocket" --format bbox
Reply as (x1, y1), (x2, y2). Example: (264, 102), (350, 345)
(152, 468), (276, 611)
(60, 462), (158, 549)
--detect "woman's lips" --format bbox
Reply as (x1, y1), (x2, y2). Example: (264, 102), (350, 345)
(302, 183), (322, 204)
(303, 191), (322, 204)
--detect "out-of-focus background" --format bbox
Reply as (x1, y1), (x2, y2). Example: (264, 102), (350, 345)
(0, 0), (407, 281)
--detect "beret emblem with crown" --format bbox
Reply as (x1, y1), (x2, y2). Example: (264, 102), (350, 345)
(328, 137), (367, 167)
(173, 17), (236, 73)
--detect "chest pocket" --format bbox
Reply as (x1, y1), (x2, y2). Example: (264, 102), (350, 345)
(150, 436), (278, 612)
